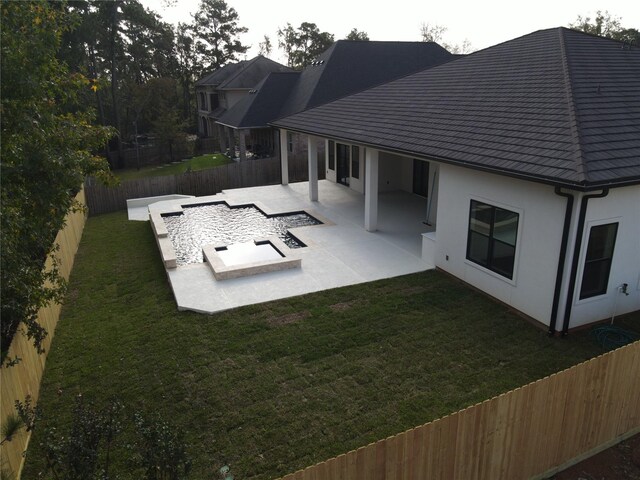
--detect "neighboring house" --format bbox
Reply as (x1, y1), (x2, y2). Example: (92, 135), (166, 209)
(272, 27), (640, 333)
(216, 41), (456, 162)
(195, 55), (291, 154)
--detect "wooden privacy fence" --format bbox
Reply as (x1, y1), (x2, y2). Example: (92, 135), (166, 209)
(85, 155), (321, 216)
(279, 341), (640, 480)
(0, 189), (88, 478)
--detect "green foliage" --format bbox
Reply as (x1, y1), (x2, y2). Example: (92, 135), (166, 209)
(41, 396), (123, 479)
(345, 28), (369, 41)
(192, 0), (248, 73)
(0, 0), (114, 362)
(277, 22), (335, 69)
(37, 395), (191, 480)
(258, 34), (272, 57)
(23, 212), (638, 478)
(569, 10), (639, 43)
(419, 22), (472, 53)
(132, 412), (192, 480)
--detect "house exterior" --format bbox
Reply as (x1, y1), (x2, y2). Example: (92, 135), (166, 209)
(195, 55), (291, 157)
(216, 41), (456, 163)
(272, 28), (640, 333)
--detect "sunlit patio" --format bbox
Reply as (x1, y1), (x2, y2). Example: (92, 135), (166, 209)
(131, 180), (435, 314)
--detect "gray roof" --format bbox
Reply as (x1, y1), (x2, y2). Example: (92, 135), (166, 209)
(195, 55), (291, 89)
(217, 40), (454, 129)
(273, 28), (640, 189)
(217, 72), (301, 129)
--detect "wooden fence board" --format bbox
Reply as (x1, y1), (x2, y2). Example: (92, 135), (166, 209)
(0, 189), (88, 478)
(276, 342), (640, 480)
(85, 155), (326, 216)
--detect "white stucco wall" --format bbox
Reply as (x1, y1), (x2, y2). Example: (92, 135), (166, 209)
(223, 90), (248, 110)
(568, 185), (640, 328)
(434, 163), (568, 325)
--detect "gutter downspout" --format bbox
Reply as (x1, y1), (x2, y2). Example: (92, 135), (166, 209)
(549, 187), (574, 336)
(561, 188), (609, 336)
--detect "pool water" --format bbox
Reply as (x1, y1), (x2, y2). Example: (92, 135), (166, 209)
(163, 202), (321, 265)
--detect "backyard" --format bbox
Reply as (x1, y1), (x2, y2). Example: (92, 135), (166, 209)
(22, 211), (639, 479)
(115, 153), (233, 181)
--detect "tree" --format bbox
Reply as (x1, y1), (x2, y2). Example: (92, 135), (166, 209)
(346, 28), (369, 41)
(192, 0), (249, 73)
(277, 22), (335, 69)
(420, 22), (473, 54)
(258, 34), (272, 56)
(1, 0), (114, 363)
(569, 10), (639, 43)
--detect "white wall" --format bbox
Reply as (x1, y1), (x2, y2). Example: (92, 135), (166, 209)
(434, 164), (567, 325)
(224, 90), (247, 110)
(568, 185), (640, 328)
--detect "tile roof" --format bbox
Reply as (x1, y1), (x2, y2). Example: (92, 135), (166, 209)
(217, 40), (454, 129)
(272, 28), (640, 188)
(195, 55), (290, 89)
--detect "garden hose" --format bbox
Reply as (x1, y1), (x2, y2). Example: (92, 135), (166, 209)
(591, 325), (639, 350)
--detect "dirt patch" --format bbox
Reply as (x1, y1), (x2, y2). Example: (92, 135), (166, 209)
(329, 301), (358, 312)
(267, 311), (309, 327)
(399, 286), (426, 296)
(549, 434), (640, 480)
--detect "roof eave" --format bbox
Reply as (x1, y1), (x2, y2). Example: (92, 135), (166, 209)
(270, 123), (640, 192)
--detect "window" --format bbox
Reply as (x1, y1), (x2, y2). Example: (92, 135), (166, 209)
(287, 132), (293, 153)
(579, 223), (618, 299)
(328, 140), (335, 170)
(209, 93), (219, 111)
(351, 146), (360, 179)
(199, 92), (206, 110)
(466, 200), (519, 279)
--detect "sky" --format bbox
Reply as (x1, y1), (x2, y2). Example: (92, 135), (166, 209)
(141, 0), (640, 63)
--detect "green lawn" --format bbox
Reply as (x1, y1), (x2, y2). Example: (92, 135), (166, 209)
(23, 212), (639, 479)
(115, 153), (232, 181)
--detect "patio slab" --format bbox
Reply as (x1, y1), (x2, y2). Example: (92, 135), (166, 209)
(131, 180), (434, 314)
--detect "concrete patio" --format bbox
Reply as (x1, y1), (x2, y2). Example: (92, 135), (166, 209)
(130, 180), (434, 314)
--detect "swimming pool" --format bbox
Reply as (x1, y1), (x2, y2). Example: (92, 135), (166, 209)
(162, 202), (322, 266)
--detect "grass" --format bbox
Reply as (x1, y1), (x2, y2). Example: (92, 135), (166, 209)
(115, 153), (233, 181)
(23, 211), (639, 479)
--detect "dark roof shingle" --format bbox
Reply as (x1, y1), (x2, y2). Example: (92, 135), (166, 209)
(217, 40), (454, 129)
(273, 28), (640, 188)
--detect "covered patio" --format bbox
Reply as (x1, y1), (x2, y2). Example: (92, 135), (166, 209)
(139, 180), (434, 314)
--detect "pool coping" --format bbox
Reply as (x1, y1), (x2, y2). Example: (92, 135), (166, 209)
(203, 237), (302, 280)
(148, 198), (334, 271)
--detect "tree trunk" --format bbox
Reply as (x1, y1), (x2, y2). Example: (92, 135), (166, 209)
(109, 1), (124, 169)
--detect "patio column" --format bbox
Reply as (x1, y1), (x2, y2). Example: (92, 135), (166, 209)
(307, 135), (319, 201)
(239, 129), (247, 162)
(365, 148), (379, 232)
(280, 129), (289, 185)
(218, 125), (227, 154)
(227, 127), (236, 160)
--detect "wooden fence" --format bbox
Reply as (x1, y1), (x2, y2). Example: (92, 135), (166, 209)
(86, 155), (321, 216)
(0, 189), (88, 478)
(279, 341), (640, 480)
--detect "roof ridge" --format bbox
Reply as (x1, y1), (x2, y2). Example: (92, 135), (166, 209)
(558, 27), (588, 183)
(218, 56), (258, 89)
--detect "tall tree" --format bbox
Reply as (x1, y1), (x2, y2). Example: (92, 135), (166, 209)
(192, 0), (249, 73)
(345, 28), (369, 41)
(1, 0), (114, 363)
(175, 22), (197, 122)
(420, 22), (472, 54)
(59, 0), (181, 165)
(569, 10), (639, 43)
(258, 34), (272, 56)
(277, 22), (335, 69)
